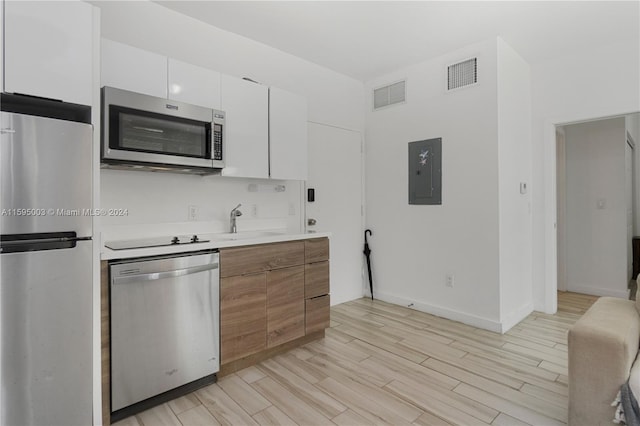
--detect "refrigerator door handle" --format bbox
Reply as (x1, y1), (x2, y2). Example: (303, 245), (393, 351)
(1, 236), (88, 244)
(0, 233), (91, 254)
(1, 128), (16, 134)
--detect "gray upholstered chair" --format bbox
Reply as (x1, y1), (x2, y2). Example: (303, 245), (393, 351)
(568, 294), (640, 425)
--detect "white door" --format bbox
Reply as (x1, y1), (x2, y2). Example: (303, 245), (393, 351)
(306, 123), (363, 306)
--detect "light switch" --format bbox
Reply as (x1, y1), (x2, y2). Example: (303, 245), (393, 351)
(597, 199), (606, 209)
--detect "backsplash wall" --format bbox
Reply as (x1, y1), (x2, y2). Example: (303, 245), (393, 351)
(100, 169), (303, 241)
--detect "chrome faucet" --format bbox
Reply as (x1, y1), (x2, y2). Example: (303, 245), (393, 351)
(230, 204), (242, 233)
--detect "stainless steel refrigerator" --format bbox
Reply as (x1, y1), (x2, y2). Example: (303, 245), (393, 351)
(0, 94), (93, 426)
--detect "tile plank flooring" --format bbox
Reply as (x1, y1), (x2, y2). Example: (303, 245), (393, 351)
(114, 291), (597, 426)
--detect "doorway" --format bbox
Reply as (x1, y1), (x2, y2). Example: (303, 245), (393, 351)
(555, 115), (638, 299)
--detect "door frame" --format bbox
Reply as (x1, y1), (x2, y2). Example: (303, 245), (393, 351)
(626, 135), (635, 282)
(543, 110), (639, 313)
(555, 128), (567, 292)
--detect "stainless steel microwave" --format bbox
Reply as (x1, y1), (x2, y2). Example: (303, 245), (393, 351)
(101, 86), (225, 174)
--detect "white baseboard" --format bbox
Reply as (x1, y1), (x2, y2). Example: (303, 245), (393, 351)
(500, 302), (534, 333)
(374, 291), (503, 333)
(567, 285), (629, 299)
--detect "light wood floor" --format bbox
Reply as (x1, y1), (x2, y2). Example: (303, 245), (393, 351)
(113, 291), (598, 426)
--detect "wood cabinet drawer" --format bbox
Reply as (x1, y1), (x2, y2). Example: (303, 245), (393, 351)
(305, 238), (329, 263)
(220, 241), (305, 278)
(305, 295), (330, 335)
(305, 262), (329, 299)
(267, 266), (305, 348)
(220, 274), (267, 364)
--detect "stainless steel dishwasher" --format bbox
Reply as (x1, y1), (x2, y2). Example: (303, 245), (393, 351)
(110, 250), (219, 420)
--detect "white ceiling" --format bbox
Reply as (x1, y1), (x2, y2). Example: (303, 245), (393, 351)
(154, 1), (639, 82)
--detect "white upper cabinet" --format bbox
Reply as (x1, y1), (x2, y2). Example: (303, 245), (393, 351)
(4, 0), (93, 106)
(221, 74), (269, 179)
(168, 59), (221, 110)
(101, 39), (167, 98)
(97, 39), (307, 180)
(269, 87), (308, 180)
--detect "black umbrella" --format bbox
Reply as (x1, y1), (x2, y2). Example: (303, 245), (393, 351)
(363, 229), (374, 300)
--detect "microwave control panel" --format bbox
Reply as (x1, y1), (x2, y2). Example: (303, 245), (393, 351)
(213, 123), (223, 161)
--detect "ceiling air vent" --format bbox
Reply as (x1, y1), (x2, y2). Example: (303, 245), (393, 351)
(447, 58), (477, 90)
(373, 80), (406, 110)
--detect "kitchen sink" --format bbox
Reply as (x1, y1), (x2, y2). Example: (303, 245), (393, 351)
(210, 230), (287, 241)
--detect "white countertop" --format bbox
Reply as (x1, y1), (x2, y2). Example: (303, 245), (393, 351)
(101, 230), (331, 260)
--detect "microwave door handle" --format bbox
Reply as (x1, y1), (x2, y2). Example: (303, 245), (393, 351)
(132, 126), (164, 133)
(112, 263), (219, 285)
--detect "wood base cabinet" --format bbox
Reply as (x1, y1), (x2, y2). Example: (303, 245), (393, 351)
(306, 295), (330, 334)
(267, 266), (305, 347)
(220, 273), (267, 364)
(101, 238), (329, 423)
(219, 238), (330, 369)
(305, 261), (329, 299)
(304, 238), (330, 335)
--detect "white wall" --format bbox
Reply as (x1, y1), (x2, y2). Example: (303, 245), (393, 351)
(628, 114), (640, 145)
(531, 39), (640, 312)
(496, 38), (533, 330)
(100, 172), (302, 241)
(364, 39), (503, 331)
(564, 118), (627, 298)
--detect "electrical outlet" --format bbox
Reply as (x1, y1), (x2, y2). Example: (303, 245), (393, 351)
(445, 274), (454, 288)
(250, 204), (258, 218)
(188, 205), (199, 221)
(288, 203), (296, 216)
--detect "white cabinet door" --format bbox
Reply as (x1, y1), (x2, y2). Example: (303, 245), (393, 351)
(168, 59), (221, 110)
(269, 87), (308, 180)
(4, 0), (93, 105)
(101, 39), (167, 98)
(221, 74), (269, 178)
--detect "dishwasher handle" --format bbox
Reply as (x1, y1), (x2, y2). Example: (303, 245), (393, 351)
(112, 263), (219, 286)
